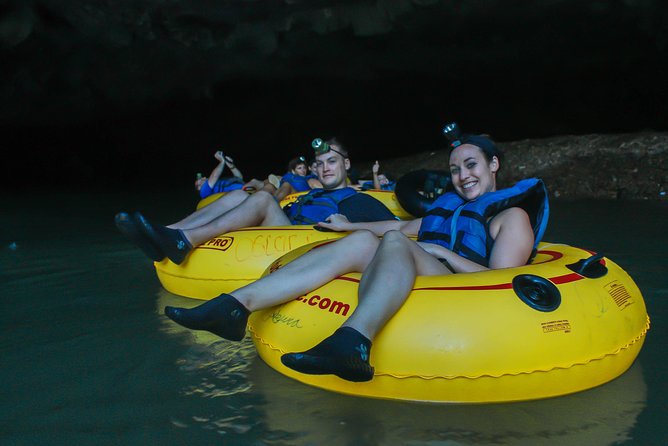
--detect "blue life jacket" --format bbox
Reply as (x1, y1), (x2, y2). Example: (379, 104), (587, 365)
(280, 172), (311, 192)
(417, 178), (549, 267)
(199, 177), (244, 198)
(283, 187), (358, 225)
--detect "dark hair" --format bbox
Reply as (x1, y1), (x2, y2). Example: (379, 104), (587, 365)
(449, 134), (504, 169)
(287, 156), (307, 172)
(379, 171), (393, 181)
(324, 137), (349, 158)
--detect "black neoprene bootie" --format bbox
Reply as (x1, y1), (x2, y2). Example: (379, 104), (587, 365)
(164, 294), (250, 341)
(134, 212), (192, 265)
(114, 212), (165, 262)
(281, 327), (374, 382)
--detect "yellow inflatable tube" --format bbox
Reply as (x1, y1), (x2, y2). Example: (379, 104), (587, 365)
(248, 241), (649, 403)
(157, 190), (413, 299)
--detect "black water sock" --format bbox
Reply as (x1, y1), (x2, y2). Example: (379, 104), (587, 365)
(281, 327), (374, 382)
(114, 212), (165, 262)
(154, 225), (192, 265)
(164, 294), (249, 341)
(135, 212), (192, 265)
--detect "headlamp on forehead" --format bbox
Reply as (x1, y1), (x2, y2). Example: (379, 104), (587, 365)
(312, 138), (330, 155)
(312, 137), (346, 158)
(442, 122), (463, 148)
(442, 122), (500, 160)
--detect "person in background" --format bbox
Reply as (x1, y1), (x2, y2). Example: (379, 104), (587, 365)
(360, 160), (396, 191)
(242, 156), (323, 201)
(273, 156), (323, 201)
(307, 159), (320, 182)
(195, 150), (244, 199)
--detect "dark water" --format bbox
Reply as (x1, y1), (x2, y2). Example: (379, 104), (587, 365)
(1, 190), (666, 446)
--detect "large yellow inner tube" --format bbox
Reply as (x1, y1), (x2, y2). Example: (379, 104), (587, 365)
(248, 241), (649, 403)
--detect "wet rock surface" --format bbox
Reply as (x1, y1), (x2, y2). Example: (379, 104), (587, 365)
(373, 132), (668, 201)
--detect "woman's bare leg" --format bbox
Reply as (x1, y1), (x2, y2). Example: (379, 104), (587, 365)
(164, 230), (381, 340)
(281, 230), (450, 382)
(233, 230), (381, 310)
(345, 230), (450, 339)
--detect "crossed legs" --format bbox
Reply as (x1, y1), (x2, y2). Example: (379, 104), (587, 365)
(167, 189), (251, 231)
(170, 190), (291, 247)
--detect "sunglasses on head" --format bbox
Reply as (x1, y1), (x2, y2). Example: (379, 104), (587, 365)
(312, 138), (344, 157)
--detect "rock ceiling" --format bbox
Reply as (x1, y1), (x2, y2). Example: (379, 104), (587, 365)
(1, 0), (666, 190)
(2, 0), (666, 128)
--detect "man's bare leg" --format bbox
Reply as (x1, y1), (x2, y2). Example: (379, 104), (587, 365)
(137, 190), (290, 264)
(168, 189), (250, 230)
(181, 191), (291, 247)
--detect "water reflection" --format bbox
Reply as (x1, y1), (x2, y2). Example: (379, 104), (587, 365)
(157, 290), (647, 445)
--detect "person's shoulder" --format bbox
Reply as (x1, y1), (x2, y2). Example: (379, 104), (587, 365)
(339, 192), (395, 222)
(342, 191), (393, 211)
(199, 181), (213, 198)
(498, 206), (529, 217)
(492, 207), (530, 228)
(346, 190), (371, 199)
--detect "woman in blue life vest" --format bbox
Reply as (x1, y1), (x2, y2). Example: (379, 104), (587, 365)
(273, 156), (323, 201)
(163, 125), (549, 383)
